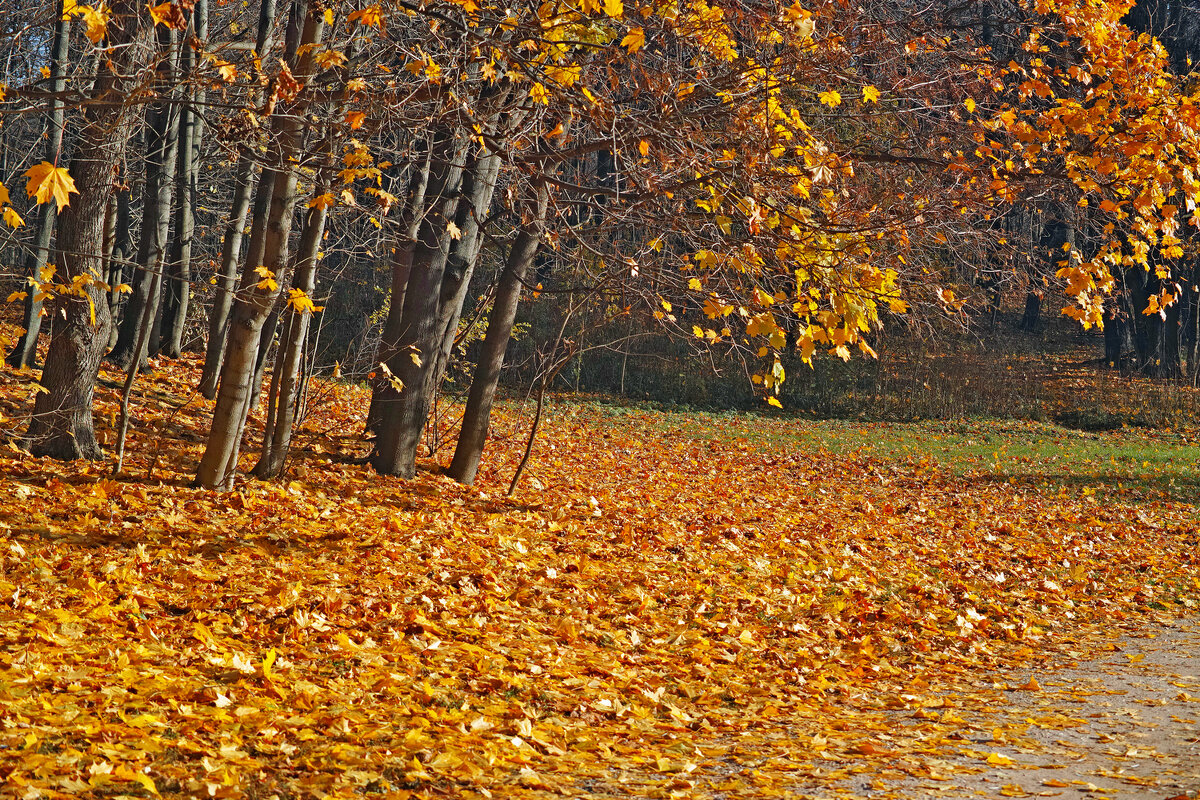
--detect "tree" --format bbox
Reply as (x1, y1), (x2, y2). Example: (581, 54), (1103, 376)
(24, 0), (152, 458)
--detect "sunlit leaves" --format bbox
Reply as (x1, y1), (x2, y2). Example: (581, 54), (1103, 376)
(348, 4), (384, 28)
(621, 26), (646, 53)
(287, 288), (323, 314)
(861, 85), (880, 103)
(817, 89), (841, 107)
(23, 162), (77, 211)
(147, 0), (187, 29)
(63, 0), (110, 42)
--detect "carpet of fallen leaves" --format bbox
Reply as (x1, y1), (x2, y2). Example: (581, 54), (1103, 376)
(1, 342), (1199, 799)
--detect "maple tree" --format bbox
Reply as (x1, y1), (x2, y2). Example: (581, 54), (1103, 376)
(0, 0), (1195, 480)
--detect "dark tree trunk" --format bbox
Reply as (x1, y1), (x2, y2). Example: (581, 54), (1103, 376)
(108, 25), (180, 369)
(1104, 302), (1123, 367)
(196, 0), (322, 490)
(449, 184), (548, 485)
(25, 0), (149, 459)
(426, 147), (503, 397)
(370, 129), (470, 477)
(6, 0), (71, 369)
(1019, 291), (1042, 332)
(366, 150), (432, 434)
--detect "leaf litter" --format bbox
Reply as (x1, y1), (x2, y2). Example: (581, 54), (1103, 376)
(0, 349), (1198, 798)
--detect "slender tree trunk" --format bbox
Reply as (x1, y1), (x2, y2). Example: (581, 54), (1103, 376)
(6, 0), (70, 369)
(161, 4), (204, 357)
(196, 0), (322, 490)
(1104, 303), (1123, 367)
(426, 146), (503, 398)
(366, 150), (432, 433)
(199, 0), (277, 398)
(254, 182), (331, 478)
(25, 0), (149, 459)
(370, 128), (470, 477)
(108, 26), (180, 369)
(106, 188), (133, 348)
(448, 184), (548, 485)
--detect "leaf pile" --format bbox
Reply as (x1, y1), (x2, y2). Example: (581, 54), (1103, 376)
(0, 352), (1197, 799)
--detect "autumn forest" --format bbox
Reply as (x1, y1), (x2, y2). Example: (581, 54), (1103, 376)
(2, 0), (1200, 797)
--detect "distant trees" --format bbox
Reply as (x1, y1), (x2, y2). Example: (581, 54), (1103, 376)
(3, 0), (1200, 485)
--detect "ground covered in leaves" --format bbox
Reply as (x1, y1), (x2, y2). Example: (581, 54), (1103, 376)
(1, 348), (1199, 799)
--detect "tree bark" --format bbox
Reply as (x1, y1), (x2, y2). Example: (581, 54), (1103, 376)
(195, 0), (322, 490)
(6, 0), (71, 369)
(254, 180), (331, 478)
(449, 184), (548, 485)
(199, 0), (276, 398)
(365, 149), (432, 433)
(25, 0), (150, 459)
(108, 25), (180, 369)
(370, 128), (469, 477)
(161, 2), (205, 357)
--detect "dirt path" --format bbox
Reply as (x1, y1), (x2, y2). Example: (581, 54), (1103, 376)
(791, 618), (1200, 799)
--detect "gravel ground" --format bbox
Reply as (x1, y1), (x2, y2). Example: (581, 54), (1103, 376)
(791, 618), (1200, 800)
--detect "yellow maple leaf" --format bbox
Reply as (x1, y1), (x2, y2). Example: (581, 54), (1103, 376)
(4, 207), (25, 229)
(315, 48), (348, 69)
(78, 3), (111, 42)
(964, 97), (976, 113)
(147, 0), (186, 29)
(308, 192), (336, 211)
(817, 89), (842, 107)
(214, 59), (237, 82)
(348, 4), (384, 28)
(862, 85), (880, 103)
(621, 26), (645, 52)
(24, 162), (78, 211)
(603, 0), (623, 17)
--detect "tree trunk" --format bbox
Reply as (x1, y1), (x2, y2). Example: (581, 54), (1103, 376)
(195, 0), (322, 490)
(106, 187), (133, 348)
(370, 128), (470, 477)
(161, 4), (204, 357)
(25, 0), (149, 459)
(426, 146), (503, 398)
(198, 0), (276, 398)
(6, 0), (71, 369)
(365, 150), (432, 433)
(1019, 291), (1042, 332)
(1104, 302), (1123, 367)
(254, 182), (331, 478)
(108, 25), (180, 369)
(448, 184), (548, 485)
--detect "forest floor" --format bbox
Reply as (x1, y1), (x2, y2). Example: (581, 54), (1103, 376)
(1, 335), (1200, 799)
